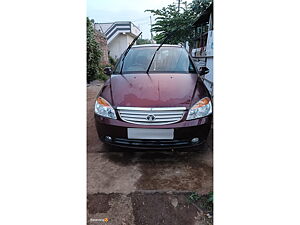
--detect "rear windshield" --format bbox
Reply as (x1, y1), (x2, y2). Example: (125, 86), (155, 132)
(114, 47), (196, 74)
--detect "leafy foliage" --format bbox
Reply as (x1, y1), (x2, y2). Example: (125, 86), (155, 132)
(190, 0), (212, 15)
(136, 38), (152, 45)
(207, 191), (213, 203)
(109, 56), (116, 66)
(87, 17), (102, 83)
(98, 64), (110, 81)
(146, 0), (211, 45)
(188, 192), (201, 202)
(187, 191), (213, 212)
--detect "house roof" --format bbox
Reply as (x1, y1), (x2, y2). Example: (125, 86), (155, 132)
(94, 21), (141, 44)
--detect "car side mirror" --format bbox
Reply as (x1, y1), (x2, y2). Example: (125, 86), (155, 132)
(103, 67), (112, 75)
(199, 67), (209, 76)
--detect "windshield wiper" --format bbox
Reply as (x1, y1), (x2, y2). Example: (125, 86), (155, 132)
(146, 31), (176, 74)
(120, 32), (142, 74)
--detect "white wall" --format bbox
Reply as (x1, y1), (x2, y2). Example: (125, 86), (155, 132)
(130, 23), (140, 36)
(203, 57), (213, 95)
(108, 34), (135, 60)
(204, 30), (213, 95)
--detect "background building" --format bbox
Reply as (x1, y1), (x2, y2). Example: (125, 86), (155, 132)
(192, 3), (213, 95)
(94, 21), (141, 60)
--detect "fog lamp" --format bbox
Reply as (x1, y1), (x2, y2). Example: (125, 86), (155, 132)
(105, 136), (112, 142)
(191, 137), (199, 143)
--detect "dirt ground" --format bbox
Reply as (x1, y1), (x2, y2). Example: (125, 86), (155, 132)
(87, 81), (213, 225)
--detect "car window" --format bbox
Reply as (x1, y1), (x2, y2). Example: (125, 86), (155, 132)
(114, 47), (196, 74)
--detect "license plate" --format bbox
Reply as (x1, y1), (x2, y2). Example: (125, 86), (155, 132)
(127, 128), (174, 140)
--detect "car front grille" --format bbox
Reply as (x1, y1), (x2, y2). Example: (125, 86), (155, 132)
(117, 107), (186, 125)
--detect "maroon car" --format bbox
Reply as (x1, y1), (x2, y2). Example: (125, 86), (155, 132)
(94, 44), (212, 150)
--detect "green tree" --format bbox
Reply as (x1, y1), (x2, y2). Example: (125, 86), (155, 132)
(87, 17), (102, 83)
(190, 0), (212, 15)
(146, 0), (211, 45)
(136, 38), (152, 45)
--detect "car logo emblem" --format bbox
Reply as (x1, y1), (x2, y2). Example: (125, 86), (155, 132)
(146, 114), (156, 121)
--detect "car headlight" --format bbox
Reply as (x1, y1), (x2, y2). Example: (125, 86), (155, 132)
(95, 97), (117, 119)
(186, 97), (212, 120)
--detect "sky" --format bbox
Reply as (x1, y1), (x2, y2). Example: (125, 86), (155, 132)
(87, 0), (193, 39)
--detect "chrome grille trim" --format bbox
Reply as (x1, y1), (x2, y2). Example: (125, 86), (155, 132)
(117, 107), (186, 125)
(117, 107), (186, 111)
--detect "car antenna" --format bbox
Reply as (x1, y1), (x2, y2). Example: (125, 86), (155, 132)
(120, 32), (142, 75)
(145, 30), (176, 75)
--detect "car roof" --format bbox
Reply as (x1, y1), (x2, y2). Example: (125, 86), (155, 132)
(132, 44), (183, 48)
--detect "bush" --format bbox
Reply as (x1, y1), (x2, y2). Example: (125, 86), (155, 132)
(136, 38), (152, 45)
(87, 17), (102, 83)
(109, 56), (116, 67)
(97, 64), (111, 81)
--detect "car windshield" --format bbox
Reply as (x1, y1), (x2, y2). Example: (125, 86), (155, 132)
(114, 46), (196, 74)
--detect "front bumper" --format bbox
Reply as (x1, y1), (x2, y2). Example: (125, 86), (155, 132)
(94, 114), (212, 149)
